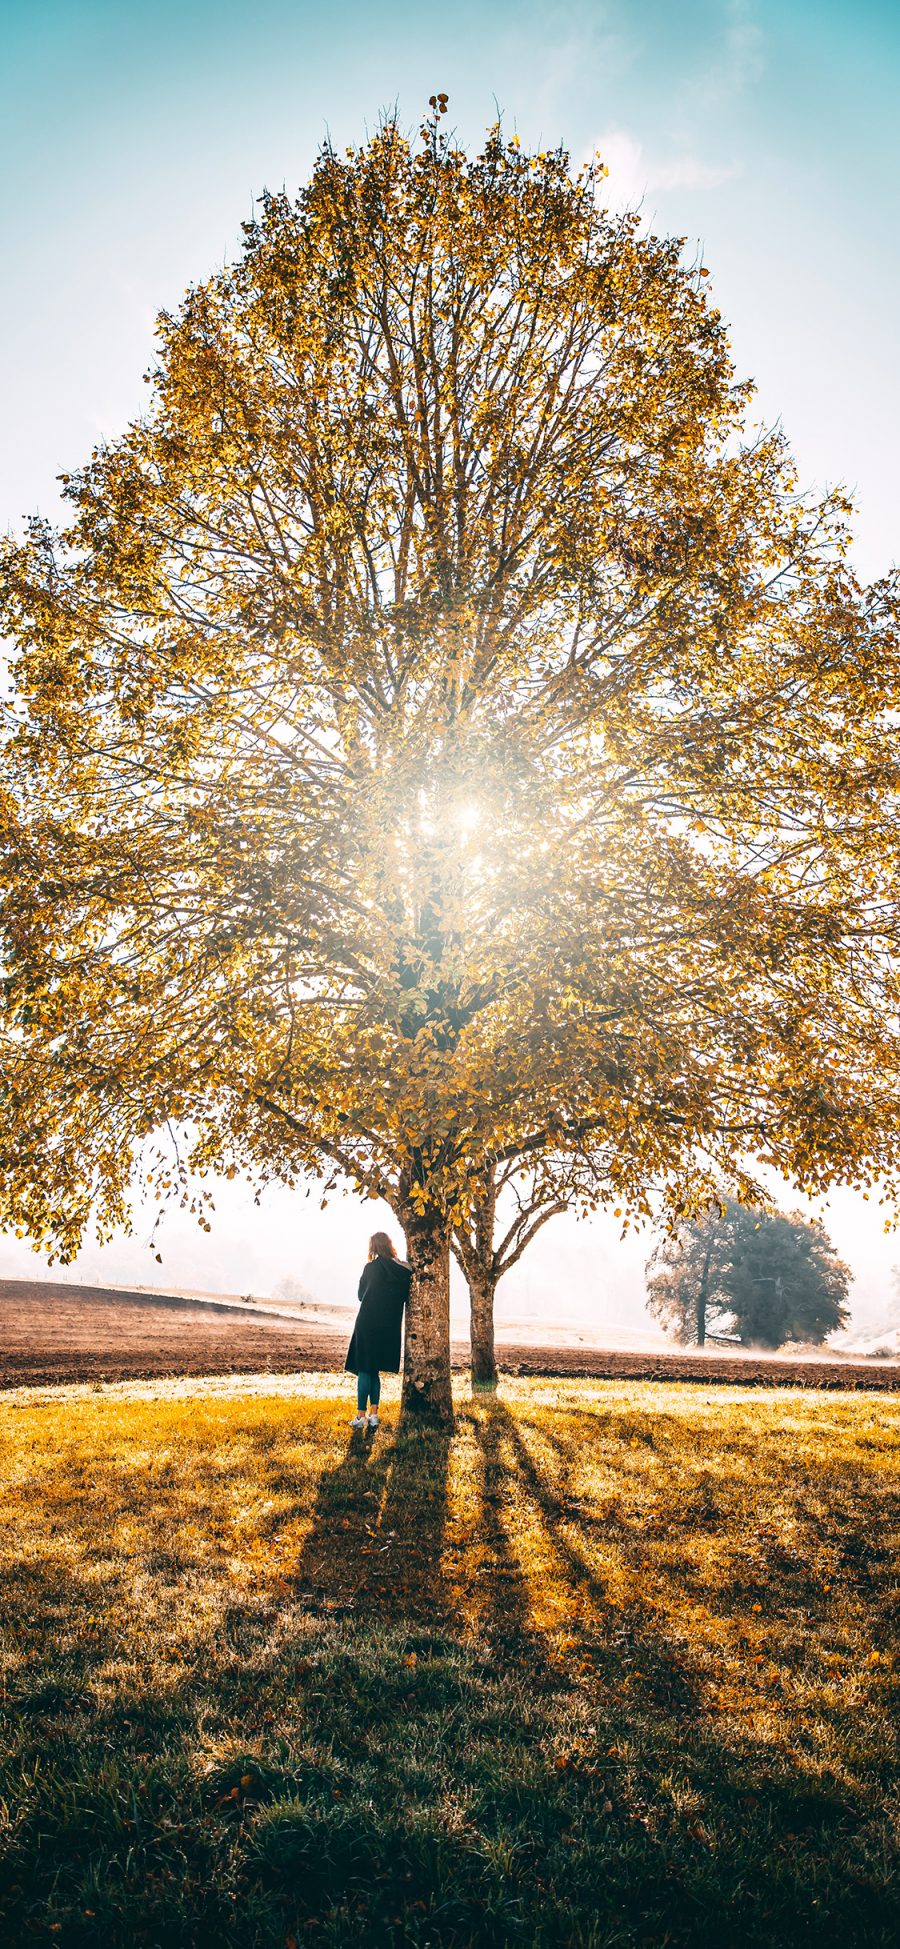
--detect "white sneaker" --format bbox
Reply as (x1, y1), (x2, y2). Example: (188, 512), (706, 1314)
(350, 1412), (366, 1429)
(367, 1411), (380, 1430)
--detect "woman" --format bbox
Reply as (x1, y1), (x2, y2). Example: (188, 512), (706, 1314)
(345, 1231), (411, 1430)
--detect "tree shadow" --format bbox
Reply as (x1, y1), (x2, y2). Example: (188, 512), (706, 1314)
(3, 1392), (899, 1946)
(472, 1393), (900, 1812)
(286, 1419), (454, 1624)
(469, 1396), (703, 1718)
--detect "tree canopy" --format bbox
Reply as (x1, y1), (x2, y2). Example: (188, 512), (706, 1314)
(646, 1201), (852, 1347)
(2, 109), (898, 1415)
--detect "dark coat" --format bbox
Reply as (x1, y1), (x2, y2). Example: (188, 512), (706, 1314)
(345, 1255), (411, 1375)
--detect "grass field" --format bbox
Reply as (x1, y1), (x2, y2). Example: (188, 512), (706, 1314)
(1, 1374), (898, 1947)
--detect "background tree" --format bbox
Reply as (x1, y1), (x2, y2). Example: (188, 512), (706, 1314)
(2, 110), (899, 1422)
(647, 1201), (851, 1348)
(645, 1205), (728, 1348)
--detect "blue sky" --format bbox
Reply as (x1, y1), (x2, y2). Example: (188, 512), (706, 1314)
(2, 0), (898, 575)
(1, 0), (898, 1328)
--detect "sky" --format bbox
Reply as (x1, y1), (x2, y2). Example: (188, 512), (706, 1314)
(1, 0), (898, 1335)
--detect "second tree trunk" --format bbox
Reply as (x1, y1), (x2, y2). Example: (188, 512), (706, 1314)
(469, 1268), (498, 1385)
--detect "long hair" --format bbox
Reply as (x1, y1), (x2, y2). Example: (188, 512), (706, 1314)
(368, 1230), (398, 1262)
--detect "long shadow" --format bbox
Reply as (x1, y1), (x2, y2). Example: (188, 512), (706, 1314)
(4, 1398), (900, 1945)
(287, 1419), (453, 1624)
(480, 1395), (900, 1780)
(466, 1396), (570, 1667)
(471, 1398), (702, 1719)
(284, 1425), (394, 1616)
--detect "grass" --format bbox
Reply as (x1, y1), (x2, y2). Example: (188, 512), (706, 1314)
(0, 1372), (898, 1947)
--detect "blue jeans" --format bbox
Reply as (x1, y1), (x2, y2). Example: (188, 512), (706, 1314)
(357, 1369), (381, 1412)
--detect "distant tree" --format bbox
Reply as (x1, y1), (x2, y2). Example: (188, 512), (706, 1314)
(645, 1203), (730, 1346)
(646, 1202), (851, 1348)
(726, 1207), (852, 1346)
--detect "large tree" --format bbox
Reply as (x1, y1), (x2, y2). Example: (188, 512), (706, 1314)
(2, 110), (899, 1419)
(646, 1201), (851, 1348)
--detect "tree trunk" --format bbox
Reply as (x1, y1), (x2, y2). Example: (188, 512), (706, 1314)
(469, 1268), (498, 1387)
(400, 1200), (454, 1423)
(466, 1170), (499, 1386)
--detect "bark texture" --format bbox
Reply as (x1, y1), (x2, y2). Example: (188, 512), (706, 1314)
(469, 1269), (499, 1387)
(400, 1202), (454, 1421)
(456, 1169), (565, 1385)
(467, 1174), (499, 1385)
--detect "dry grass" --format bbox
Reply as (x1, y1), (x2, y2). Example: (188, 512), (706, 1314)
(1, 1374), (898, 1946)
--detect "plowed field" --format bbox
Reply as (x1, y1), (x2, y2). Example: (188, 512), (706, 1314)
(1, 1279), (897, 1390)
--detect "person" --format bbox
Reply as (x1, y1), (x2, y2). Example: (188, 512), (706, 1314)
(345, 1231), (411, 1430)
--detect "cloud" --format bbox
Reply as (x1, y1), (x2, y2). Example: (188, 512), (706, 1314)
(689, 0), (765, 111)
(593, 128), (738, 210)
(494, 0), (634, 128)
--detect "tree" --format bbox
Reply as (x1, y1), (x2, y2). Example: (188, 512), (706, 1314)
(646, 1209), (721, 1348)
(453, 1160), (568, 1386)
(646, 1201), (851, 1348)
(454, 1137), (644, 1386)
(2, 110), (899, 1422)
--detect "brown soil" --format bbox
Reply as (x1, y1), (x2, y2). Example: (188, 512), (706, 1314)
(503, 1346), (900, 1390)
(0, 1281), (351, 1388)
(0, 1278), (897, 1391)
